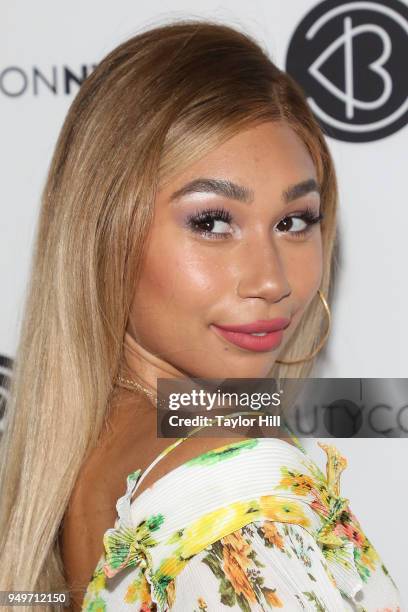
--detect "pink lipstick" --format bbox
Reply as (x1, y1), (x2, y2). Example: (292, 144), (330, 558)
(211, 318), (290, 352)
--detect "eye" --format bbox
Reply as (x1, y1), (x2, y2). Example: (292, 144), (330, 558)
(185, 207), (233, 240)
(275, 207), (324, 239)
(185, 206), (324, 241)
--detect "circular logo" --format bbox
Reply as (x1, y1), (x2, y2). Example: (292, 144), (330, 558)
(285, 0), (408, 142)
(0, 354), (13, 436)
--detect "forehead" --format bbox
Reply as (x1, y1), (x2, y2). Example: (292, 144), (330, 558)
(159, 121), (318, 200)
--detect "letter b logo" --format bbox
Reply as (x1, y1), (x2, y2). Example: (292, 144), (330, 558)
(286, 0), (408, 142)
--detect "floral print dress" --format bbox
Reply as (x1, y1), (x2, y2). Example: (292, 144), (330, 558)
(81, 430), (403, 611)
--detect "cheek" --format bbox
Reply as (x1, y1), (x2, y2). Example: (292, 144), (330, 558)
(137, 232), (226, 312)
(286, 235), (323, 317)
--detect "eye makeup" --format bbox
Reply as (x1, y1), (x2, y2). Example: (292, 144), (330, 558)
(275, 206), (324, 240)
(184, 207), (233, 240)
(184, 205), (323, 241)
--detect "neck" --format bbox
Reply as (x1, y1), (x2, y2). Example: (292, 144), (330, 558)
(119, 333), (300, 450)
(121, 330), (185, 395)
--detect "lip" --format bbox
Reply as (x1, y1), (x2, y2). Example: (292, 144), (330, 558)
(211, 318), (290, 353)
(213, 318), (291, 334)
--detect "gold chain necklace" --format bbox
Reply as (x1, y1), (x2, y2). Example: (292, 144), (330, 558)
(116, 375), (157, 404)
(116, 375), (305, 451)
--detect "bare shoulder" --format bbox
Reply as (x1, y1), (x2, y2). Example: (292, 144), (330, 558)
(59, 389), (251, 608)
(123, 398), (253, 500)
(132, 431), (253, 500)
(95, 388), (252, 501)
(59, 391), (153, 609)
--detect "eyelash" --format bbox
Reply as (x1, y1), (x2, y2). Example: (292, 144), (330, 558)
(185, 206), (324, 240)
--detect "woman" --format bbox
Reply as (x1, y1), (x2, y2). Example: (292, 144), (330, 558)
(0, 20), (402, 612)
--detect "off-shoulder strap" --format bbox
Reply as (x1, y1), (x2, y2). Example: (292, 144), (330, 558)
(131, 412), (306, 495)
(131, 410), (258, 495)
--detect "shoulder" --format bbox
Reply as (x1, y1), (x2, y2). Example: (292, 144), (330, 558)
(59, 390), (150, 608)
(96, 387), (253, 501)
(59, 389), (254, 606)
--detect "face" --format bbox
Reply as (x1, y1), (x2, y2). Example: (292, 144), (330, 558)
(128, 121), (323, 379)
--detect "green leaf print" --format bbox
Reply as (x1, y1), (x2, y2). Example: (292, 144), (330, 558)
(128, 469), (141, 481)
(152, 571), (173, 607)
(84, 595), (107, 612)
(201, 549), (226, 581)
(303, 591), (329, 611)
(166, 528), (184, 545)
(295, 593), (307, 609)
(286, 526), (313, 568)
(248, 548), (266, 569)
(145, 513), (165, 531)
(184, 438), (259, 466)
(381, 562), (398, 589)
(202, 530), (280, 611)
(353, 546), (372, 582)
(220, 577), (238, 607)
(236, 591), (252, 612)
(201, 540), (253, 610)
(106, 540), (129, 569)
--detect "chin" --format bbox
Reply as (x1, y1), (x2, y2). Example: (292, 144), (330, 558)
(194, 361), (275, 380)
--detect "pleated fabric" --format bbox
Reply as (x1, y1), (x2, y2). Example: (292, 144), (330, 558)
(81, 436), (402, 611)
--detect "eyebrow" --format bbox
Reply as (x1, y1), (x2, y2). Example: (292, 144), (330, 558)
(169, 177), (320, 205)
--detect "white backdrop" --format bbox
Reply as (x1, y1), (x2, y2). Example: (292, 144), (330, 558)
(1, 0), (407, 605)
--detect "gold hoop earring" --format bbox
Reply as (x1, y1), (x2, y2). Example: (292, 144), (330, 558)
(276, 289), (331, 365)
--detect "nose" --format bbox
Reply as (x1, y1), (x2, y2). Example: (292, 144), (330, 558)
(236, 234), (291, 303)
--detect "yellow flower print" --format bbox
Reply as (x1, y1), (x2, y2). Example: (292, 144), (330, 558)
(222, 531), (253, 561)
(264, 587), (284, 607)
(316, 524), (344, 548)
(317, 442), (348, 497)
(259, 495), (311, 527)
(197, 596), (208, 610)
(124, 573), (152, 605)
(261, 521), (285, 550)
(87, 569), (106, 594)
(221, 531), (257, 602)
(361, 544), (380, 571)
(157, 555), (189, 579)
(124, 580), (138, 604)
(172, 500), (259, 559)
(279, 469), (315, 495)
(166, 579), (176, 607)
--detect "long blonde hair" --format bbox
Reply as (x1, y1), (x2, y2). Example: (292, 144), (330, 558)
(0, 19), (338, 609)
